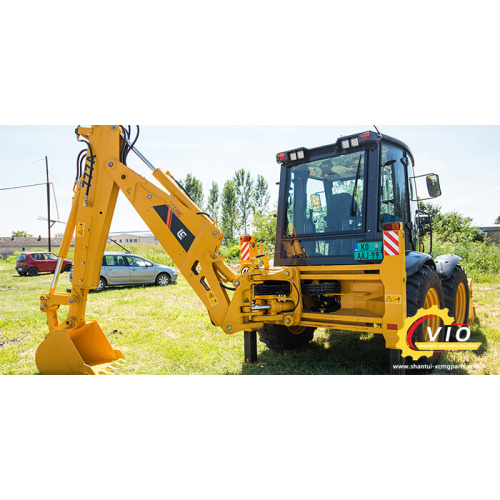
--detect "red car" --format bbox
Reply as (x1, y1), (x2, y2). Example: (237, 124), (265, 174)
(16, 252), (73, 276)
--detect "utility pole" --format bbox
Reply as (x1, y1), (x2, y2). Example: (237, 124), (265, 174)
(45, 156), (51, 252)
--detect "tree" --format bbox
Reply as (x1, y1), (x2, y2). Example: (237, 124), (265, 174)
(11, 230), (33, 237)
(220, 180), (238, 244)
(233, 169), (254, 235)
(253, 174), (270, 215)
(253, 209), (277, 253)
(179, 173), (204, 209)
(495, 215), (500, 224)
(206, 181), (219, 221)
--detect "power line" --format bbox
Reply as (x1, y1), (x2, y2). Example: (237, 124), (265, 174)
(0, 158), (45, 177)
(0, 182), (48, 191)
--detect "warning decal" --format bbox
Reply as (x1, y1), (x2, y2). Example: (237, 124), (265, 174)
(385, 294), (402, 304)
(76, 223), (85, 237)
(384, 231), (400, 256)
(207, 291), (218, 306)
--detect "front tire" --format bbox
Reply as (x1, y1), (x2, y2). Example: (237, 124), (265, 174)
(156, 273), (171, 286)
(258, 324), (316, 352)
(390, 265), (445, 375)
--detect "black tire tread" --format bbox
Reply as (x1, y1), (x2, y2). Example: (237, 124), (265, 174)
(258, 324), (315, 352)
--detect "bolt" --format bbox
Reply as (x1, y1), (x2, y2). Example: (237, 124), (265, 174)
(40, 306), (45, 311)
(147, 194), (152, 199)
(108, 162), (114, 167)
(285, 317), (291, 325)
(70, 299), (73, 303)
(111, 126), (115, 130)
(226, 325), (233, 331)
(212, 231), (217, 236)
(284, 270), (290, 278)
(234, 281), (240, 286)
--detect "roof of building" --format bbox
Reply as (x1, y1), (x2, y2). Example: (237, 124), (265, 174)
(0, 237), (67, 248)
(108, 231), (155, 237)
(479, 225), (500, 231)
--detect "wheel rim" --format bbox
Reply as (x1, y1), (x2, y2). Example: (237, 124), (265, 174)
(98, 279), (105, 291)
(158, 275), (170, 286)
(423, 287), (441, 342)
(455, 282), (467, 324)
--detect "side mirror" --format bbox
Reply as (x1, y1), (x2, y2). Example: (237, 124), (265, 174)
(426, 174), (442, 198)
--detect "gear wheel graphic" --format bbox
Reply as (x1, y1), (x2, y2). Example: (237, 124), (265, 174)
(395, 305), (454, 361)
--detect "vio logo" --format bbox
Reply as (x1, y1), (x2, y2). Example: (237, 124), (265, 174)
(177, 229), (187, 240)
(394, 306), (481, 360)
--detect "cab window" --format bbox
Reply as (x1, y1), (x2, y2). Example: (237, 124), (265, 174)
(379, 144), (409, 229)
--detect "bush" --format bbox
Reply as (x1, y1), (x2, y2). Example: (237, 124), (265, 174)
(429, 238), (500, 283)
(219, 244), (241, 264)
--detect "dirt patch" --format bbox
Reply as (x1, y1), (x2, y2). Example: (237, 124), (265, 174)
(107, 329), (124, 337)
(0, 333), (27, 349)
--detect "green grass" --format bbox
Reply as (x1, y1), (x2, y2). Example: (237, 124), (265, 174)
(1, 258), (499, 374)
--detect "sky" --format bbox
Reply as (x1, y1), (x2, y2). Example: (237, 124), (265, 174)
(0, 125), (499, 238)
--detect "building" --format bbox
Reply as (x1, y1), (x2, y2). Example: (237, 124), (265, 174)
(480, 225), (500, 244)
(108, 231), (159, 245)
(0, 237), (74, 257)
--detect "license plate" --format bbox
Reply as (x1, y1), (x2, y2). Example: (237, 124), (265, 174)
(354, 241), (383, 261)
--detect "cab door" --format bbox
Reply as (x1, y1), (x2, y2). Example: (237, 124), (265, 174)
(379, 143), (416, 250)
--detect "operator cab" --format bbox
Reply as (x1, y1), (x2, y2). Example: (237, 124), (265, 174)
(274, 131), (441, 266)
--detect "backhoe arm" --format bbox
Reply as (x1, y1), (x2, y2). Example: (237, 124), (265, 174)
(36, 125), (301, 374)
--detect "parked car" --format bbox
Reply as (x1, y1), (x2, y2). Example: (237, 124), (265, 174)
(70, 252), (178, 292)
(16, 252), (73, 276)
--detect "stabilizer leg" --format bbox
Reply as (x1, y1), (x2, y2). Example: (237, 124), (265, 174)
(244, 331), (258, 363)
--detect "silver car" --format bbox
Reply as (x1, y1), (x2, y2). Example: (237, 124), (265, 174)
(71, 252), (178, 292)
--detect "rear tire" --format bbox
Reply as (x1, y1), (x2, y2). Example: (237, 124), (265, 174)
(28, 267), (39, 276)
(63, 264), (72, 273)
(442, 266), (469, 340)
(390, 265), (445, 375)
(258, 324), (316, 352)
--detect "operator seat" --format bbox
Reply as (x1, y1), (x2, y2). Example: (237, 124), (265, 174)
(325, 193), (353, 232)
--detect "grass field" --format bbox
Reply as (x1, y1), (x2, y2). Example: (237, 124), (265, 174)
(1, 253), (498, 375)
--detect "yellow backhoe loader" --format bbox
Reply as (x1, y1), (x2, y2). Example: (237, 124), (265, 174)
(35, 126), (474, 375)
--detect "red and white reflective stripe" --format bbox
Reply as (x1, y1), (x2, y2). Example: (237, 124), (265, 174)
(384, 231), (400, 256)
(241, 241), (250, 261)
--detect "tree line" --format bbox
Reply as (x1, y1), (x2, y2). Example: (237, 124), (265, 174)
(178, 169), (274, 248)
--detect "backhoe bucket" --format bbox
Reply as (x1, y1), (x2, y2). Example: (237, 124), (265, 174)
(36, 321), (124, 375)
